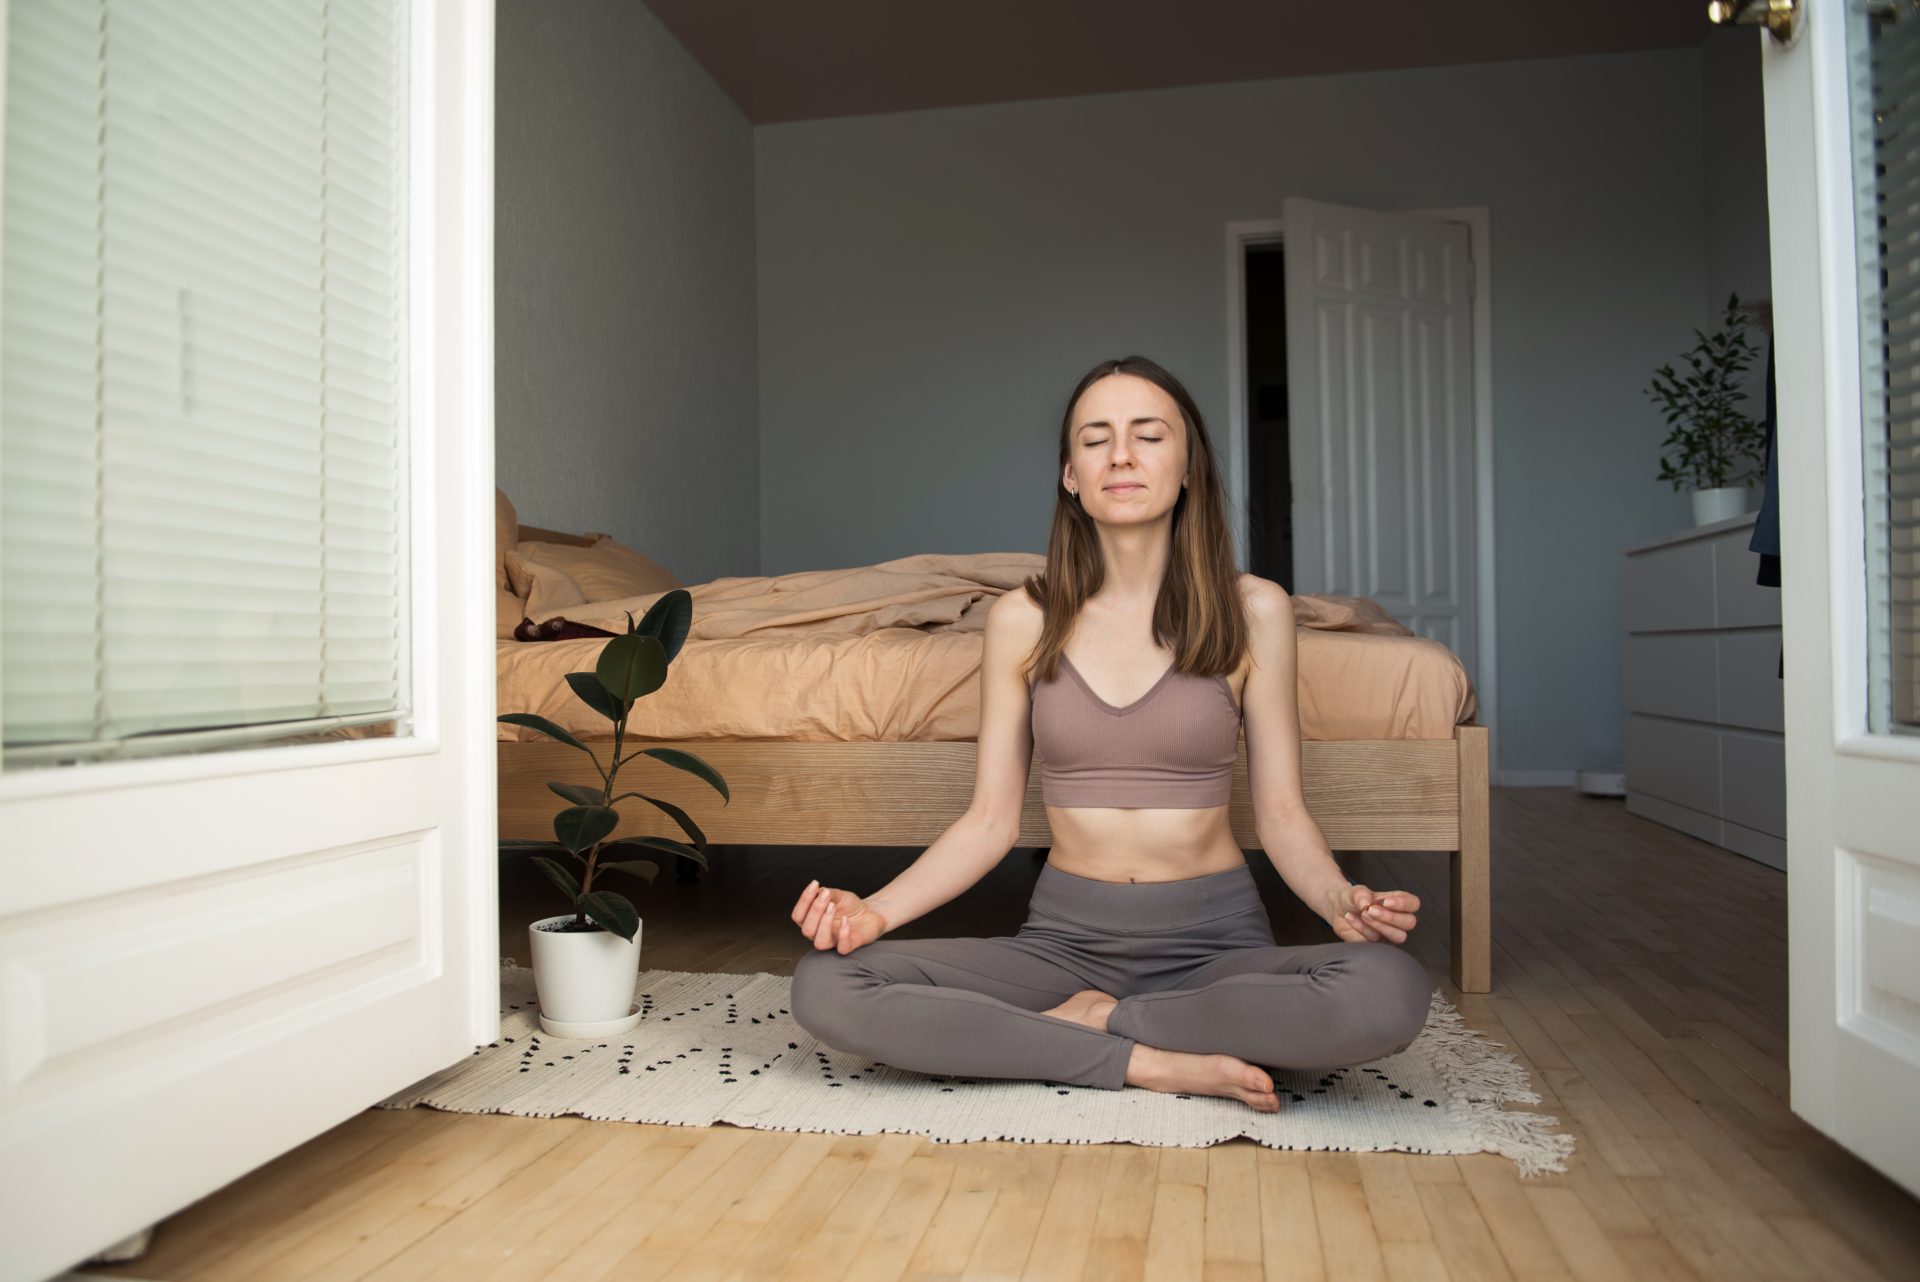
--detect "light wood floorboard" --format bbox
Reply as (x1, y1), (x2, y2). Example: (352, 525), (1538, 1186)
(78, 789), (1920, 1281)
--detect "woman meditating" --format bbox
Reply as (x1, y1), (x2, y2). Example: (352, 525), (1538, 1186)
(787, 355), (1431, 1112)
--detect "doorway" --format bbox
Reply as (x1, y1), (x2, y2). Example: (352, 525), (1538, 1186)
(1243, 244), (1294, 587)
(1223, 206), (1499, 775)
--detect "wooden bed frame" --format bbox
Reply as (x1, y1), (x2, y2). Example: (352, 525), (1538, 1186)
(500, 525), (1492, 993)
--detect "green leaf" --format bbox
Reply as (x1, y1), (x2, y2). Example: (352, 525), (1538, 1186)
(497, 713), (594, 755)
(597, 858), (661, 884)
(595, 632), (667, 705)
(565, 671), (625, 722)
(581, 890), (639, 942)
(632, 589), (693, 664)
(554, 804), (621, 854)
(603, 835), (709, 872)
(609, 790), (708, 850)
(630, 747), (730, 803)
(547, 780), (605, 808)
(531, 856), (583, 903)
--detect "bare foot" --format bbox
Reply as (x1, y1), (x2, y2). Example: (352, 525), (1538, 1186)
(1041, 988), (1120, 1033)
(1126, 1044), (1280, 1112)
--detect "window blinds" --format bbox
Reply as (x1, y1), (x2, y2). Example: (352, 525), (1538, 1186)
(1, 0), (410, 765)
(1855, 0), (1920, 734)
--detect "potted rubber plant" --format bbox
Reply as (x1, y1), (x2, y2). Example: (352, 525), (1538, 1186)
(1646, 290), (1769, 526)
(497, 588), (729, 1038)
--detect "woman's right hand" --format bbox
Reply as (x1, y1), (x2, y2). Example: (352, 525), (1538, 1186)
(792, 878), (889, 954)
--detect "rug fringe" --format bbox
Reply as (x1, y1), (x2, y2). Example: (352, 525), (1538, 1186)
(1418, 990), (1576, 1178)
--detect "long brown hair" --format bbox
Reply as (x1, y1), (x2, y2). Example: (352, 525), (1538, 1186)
(1020, 355), (1251, 686)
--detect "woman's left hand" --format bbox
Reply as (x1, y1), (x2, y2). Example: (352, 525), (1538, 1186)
(1328, 884), (1420, 944)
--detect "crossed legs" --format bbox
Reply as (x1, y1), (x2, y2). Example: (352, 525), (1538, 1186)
(788, 931), (1432, 1099)
(789, 934), (1137, 1090)
(1107, 940), (1433, 1070)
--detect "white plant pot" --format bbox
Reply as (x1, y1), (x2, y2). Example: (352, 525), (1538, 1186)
(527, 912), (644, 1038)
(1690, 485), (1752, 527)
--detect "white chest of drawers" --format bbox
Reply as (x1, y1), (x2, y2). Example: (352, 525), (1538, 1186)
(1620, 511), (1785, 869)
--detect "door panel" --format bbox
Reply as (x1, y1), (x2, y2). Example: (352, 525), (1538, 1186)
(1765, 0), (1920, 1196)
(1282, 197), (1478, 682)
(0, 2), (499, 1277)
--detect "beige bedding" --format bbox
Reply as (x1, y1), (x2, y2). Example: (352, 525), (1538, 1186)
(497, 552), (1476, 744)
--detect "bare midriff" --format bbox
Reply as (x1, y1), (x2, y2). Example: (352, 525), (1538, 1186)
(1043, 663), (1250, 885)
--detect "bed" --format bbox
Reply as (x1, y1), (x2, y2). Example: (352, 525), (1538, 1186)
(493, 498), (1491, 993)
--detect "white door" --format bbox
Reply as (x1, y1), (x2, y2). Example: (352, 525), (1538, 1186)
(0, 3), (498, 1279)
(1281, 197), (1479, 680)
(1764, 0), (1920, 1198)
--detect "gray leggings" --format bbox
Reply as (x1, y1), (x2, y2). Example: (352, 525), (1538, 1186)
(789, 860), (1433, 1091)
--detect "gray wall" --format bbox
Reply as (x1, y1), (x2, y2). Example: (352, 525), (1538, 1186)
(1701, 31), (1774, 430)
(495, 0), (758, 585)
(493, 18), (1772, 780)
(754, 48), (1723, 777)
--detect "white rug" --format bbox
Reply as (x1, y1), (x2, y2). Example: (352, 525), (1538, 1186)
(375, 960), (1575, 1178)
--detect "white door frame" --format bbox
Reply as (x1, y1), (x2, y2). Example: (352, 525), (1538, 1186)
(1764, 1), (1920, 1196)
(0, 2), (498, 1276)
(1223, 208), (1498, 777)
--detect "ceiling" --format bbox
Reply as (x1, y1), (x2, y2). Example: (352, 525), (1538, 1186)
(641, 0), (1717, 126)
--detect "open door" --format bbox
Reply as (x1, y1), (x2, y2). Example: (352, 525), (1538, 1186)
(1281, 197), (1479, 680)
(0, 2), (498, 1278)
(1763, 0), (1920, 1197)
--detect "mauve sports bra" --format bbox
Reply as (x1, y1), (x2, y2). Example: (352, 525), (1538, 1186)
(1027, 652), (1243, 808)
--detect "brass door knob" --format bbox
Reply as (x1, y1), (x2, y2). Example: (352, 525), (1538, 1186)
(1707, 0), (1802, 44)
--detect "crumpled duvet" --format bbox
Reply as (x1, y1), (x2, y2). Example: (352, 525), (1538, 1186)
(496, 551), (1476, 743)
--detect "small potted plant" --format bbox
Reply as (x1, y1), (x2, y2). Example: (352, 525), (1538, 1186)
(1646, 291), (1769, 527)
(498, 589), (729, 1038)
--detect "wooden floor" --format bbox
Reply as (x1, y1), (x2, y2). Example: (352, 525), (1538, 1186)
(84, 788), (1920, 1281)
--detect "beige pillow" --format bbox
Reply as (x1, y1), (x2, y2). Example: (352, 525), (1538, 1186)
(495, 488), (519, 590)
(511, 536), (679, 606)
(495, 489), (527, 638)
(497, 586), (527, 639)
(505, 547), (589, 619)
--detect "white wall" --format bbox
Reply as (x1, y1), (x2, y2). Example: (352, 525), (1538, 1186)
(495, 0), (758, 585)
(754, 47), (1727, 779)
